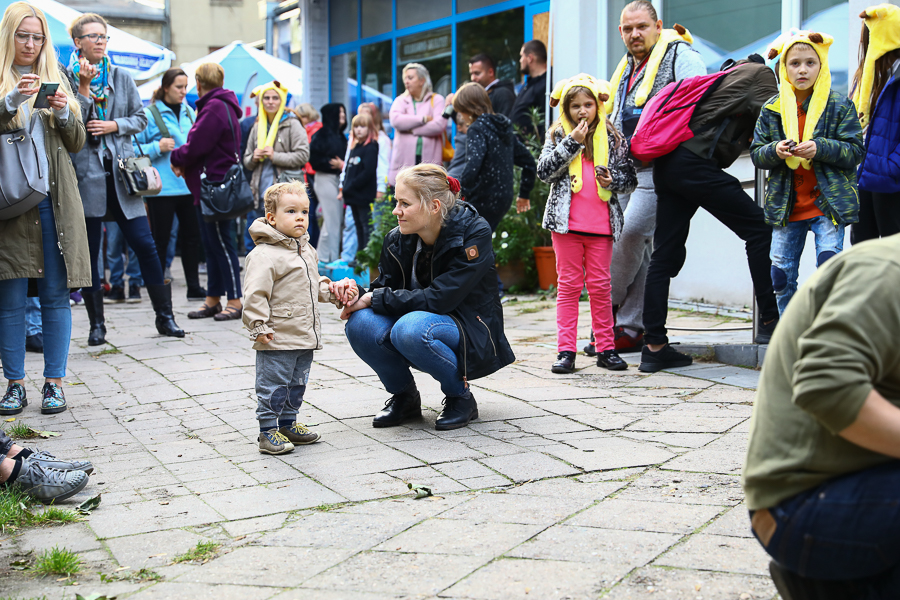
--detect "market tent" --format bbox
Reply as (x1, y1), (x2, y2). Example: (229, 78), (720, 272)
(137, 42), (303, 115)
(0, 0), (175, 79)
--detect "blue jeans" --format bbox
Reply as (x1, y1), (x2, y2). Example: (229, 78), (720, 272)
(753, 461), (900, 590)
(770, 215), (844, 315)
(195, 206), (242, 300)
(25, 297), (41, 337)
(341, 206), (357, 263)
(106, 221), (143, 287)
(0, 198), (72, 379)
(255, 349), (313, 430)
(166, 215), (179, 269)
(345, 309), (465, 397)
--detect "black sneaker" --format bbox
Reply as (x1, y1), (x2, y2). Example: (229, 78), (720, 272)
(551, 351), (576, 374)
(597, 349), (628, 371)
(127, 282), (142, 303)
(638, 344), (692, 373)
(583, 331), (597, 356)
(104, 285), (125, 304)
(755, 318), (778, 345)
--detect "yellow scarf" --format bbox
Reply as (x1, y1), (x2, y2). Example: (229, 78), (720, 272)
(549, 74), (611, 201)
(252, 81), (288, 158)
(851, 4), (900, 128)
(606, 25), (694, 115)
(767, 30), (833, 170)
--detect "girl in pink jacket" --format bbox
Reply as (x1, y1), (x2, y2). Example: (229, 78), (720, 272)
(388, 63), (448, 186)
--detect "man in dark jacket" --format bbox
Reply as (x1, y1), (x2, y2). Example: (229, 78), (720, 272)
(509, 40), (548, 140)
(469, 53), (516, 117)
(639, 61), (780, 373)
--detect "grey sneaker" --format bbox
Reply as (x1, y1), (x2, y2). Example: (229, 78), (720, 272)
(27, 450), (94, 475)
(258, 430), (294, 455)
(15, 456), (89, 504)
(279, 423), (321, 446)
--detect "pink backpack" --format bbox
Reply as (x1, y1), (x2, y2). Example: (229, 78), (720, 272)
(629, 68), (733, 162)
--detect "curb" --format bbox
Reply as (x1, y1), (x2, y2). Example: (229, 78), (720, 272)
(677, 343), (767, 369)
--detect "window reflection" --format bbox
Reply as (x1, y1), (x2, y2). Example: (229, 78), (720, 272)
(396, 27), (453, 98)
(456, 8), (525, 89)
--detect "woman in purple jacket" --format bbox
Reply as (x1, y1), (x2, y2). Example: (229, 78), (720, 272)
(170, 63), (244, 322)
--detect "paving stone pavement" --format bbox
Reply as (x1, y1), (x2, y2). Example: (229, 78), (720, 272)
(0, 274), (776, 599)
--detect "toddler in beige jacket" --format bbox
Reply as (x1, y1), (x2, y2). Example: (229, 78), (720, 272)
(242, 181), (357, 455)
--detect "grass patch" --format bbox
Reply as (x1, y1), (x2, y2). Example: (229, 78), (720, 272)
(0, 596), (49, 600)
(100, 567), (162, 583)
(2, 421), (39, 439)
(172, 541), (220, 564)
(32, 546), (81, 577)
(518, 303), (553, 314)
(0, 486), (81, 533)
(93, 347), (120, 356)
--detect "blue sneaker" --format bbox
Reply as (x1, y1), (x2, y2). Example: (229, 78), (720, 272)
(0, 383), (26, 415)
(40, 382), (66, 415)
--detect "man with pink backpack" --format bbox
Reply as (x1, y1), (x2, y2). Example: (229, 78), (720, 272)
(633, 54), (781, 372)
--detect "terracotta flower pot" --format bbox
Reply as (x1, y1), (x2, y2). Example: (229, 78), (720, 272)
(532, 246), (557, 290)
(496, 260), (528, 289)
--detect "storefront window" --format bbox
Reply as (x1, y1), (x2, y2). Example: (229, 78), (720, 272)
(396, 0), (451, 30)
(331, 52), (358, 120)
(362, 0), (392, 39)
(665, 0), (781, 72)
(458, 0), (507, 13)
(361, 40), (393, 128)
(329, 0), (358, 46)
(397, 26), (453, 98)
(456, 8), (524, 91)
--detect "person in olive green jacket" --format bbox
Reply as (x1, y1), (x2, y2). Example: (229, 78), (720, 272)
(743, 234), (900, 598)
(0, 2), (89, 417)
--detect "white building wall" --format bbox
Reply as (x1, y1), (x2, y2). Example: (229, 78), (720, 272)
(301, 0), (330, 109)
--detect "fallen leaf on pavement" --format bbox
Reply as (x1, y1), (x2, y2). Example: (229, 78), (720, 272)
(75, 493), (102, 515)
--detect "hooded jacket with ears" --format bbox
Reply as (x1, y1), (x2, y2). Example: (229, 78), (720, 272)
(243, 114), (310, 204)
(459, 113), (536, 229)
(751, 91), (864, 226)
(242, 217), (341, 351)
(367, 201), (515, 381)
(170, 87), (243, 203)
(308, 103), (347, 174)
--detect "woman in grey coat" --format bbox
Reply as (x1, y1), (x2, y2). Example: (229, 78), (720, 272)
(66, 13), (182, 345)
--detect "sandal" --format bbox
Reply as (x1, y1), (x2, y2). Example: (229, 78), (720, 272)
(213, 306), (242, 321)
(188, 303), (222, 319)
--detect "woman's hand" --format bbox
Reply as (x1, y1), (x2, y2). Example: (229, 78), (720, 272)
(792, 141), (817, 160)
(516, 197), (531, 213)
(47, 88), (68, 111)
(340, 291), (372, 320)
(329, 157), (344, 170)
(159, 137), (175, 153)
(171, 164), (184, 178)
(329, 278), (358, 305)
(257, 333), (274, 344)
(77, 57), (97, 86)
(261, 146), (274, 159)
(775, 140), (794, 160)
(17, 74), (40, 96)
(597, 169), (613, 189)
(86, 120), (118, 136)
(571, 119), (589, 144)
(253, 147), (266, 161)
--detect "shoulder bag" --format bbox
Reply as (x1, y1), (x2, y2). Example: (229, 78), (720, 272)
(119, 136), (163, 197)
(199, 101), (254, 223)
(0, 116), (49, 220)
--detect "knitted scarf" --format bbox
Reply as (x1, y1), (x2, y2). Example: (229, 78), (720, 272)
(252, 81), (288, 158)
(549, 74), (611, 202)
(851, 3), (900, 128)
(606, 25), (694, 115)
(767, 30), (833, 170)
(69, 51), (110, 119)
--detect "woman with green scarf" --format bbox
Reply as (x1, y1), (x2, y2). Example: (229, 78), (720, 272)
(66, 13), (183, 346)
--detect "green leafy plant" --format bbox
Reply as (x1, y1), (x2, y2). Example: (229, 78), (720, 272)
(355, 194), (396, 275)
(32, 546), (81, 577)
(0, 486), (81, 533)
(172, 540), (221, 564)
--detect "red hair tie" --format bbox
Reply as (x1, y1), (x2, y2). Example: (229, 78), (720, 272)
(447, 176), (461, 194)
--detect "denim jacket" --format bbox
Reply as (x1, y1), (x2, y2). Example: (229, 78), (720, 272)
(750, 91), (864, 227)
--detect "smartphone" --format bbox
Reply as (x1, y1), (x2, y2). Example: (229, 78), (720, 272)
(33, 82), (59, 109)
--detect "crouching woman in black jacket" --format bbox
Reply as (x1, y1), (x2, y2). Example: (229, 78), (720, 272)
(341, 164), (515, 431)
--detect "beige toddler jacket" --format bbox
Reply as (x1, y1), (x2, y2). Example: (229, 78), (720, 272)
(242, 218), (340, 351)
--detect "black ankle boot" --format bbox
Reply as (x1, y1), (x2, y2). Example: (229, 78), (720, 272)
(373, 383), (422, 428)
(81, 290), (107, 346)
(435, 390), (478, 431)
(147, 283), (185, 338)
(551, 351), (576, 374)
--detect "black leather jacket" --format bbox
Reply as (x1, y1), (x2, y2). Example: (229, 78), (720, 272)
(368, 202), (516, 380)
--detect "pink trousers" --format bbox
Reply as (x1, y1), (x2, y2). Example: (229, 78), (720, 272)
(552, 232), (614, 353)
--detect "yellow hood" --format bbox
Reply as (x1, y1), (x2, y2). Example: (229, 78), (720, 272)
(252, 80), (289, 158)
(851, 4), (900, 128)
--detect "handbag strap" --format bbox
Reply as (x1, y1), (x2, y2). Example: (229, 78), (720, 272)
(148, 104), (170, 139)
